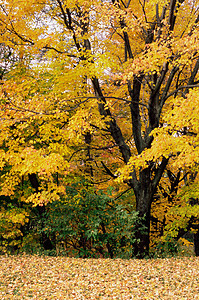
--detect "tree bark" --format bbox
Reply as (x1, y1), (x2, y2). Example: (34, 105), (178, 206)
(132, 168), (153, 258)
(133, 199), (151, 258)
(28, 173), (54, 251)
(194, 229), (199, 257)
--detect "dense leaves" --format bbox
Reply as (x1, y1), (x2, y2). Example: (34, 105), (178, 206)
(0, 184), (146, 258)
(40, 185), (146, 258)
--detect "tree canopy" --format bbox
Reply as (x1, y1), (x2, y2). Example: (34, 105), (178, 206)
(0, 0), (199, 257)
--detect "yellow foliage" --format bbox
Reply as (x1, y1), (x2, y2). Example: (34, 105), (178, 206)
(0, 0), (199, 255)
(0, 206), (29, 249)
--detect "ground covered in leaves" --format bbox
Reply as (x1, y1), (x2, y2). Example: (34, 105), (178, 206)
(0, 255), (199, 299)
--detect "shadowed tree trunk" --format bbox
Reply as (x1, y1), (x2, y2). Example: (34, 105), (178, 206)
(28, 173), (54, 251)
(194, 229), (199, 257)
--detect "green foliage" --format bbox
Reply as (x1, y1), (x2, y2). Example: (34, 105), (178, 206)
(39, 183), (146, 258)
(151, 237), (179, 258)
(0, 181), (146, 258)
(0, 196), (29, 254)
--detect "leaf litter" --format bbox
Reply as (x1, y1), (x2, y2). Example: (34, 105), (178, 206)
(0, 255), (199, 299)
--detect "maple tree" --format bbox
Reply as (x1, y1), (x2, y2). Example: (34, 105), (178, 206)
(0, 0), (199, 257)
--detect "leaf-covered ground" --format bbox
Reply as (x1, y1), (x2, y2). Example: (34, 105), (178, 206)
(0, 255), (199, 299)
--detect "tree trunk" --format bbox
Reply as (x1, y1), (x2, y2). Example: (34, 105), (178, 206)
(194, 229), (199, 256)
(133, 209), (151, 258)
(133, 169), (153, 258)
(28, 173), (54, 251)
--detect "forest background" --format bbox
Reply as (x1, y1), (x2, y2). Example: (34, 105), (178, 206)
(0, 0), (199, 259)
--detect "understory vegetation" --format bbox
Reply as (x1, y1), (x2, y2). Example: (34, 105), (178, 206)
(0, 182), (195, 259)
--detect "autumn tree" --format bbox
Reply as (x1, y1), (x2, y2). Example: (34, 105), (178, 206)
(0, 0), (199, 257)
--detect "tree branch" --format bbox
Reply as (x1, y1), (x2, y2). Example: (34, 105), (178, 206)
(92, 76), (131, 164)
(185, 58), (199, 93)
(169, 0), (185, 31)
(56, 0), (81, 50)
(148, 62), (169, 129)
(56, 0), (69, 29)
(129, 76), (144, 154)
(168, 0), (177, 31)
(163, 84), (199, 101)
(43, 46), (76, 57)
(159, 65), (179, 113)
(152, 156), (169, 192)
(114, 187), (132, 201)
(101, 161), (117, 178)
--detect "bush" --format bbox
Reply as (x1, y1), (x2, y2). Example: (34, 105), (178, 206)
(0, 182), (146, 258)
(150, 236), (179, 258)
(39, 183), (146, 258)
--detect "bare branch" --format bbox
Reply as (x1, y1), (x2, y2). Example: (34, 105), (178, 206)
(156, 4), (167, 40)
(68, 149), (85, 162)
(148, 62), (169, 129)
(59, 96), (148, 106)
(185, 58), (199, 91)
(159, 65), (179, 112)
(101, 161), (117, 178)
(120, 0), (127, 8)
(129, 75), (145, 154)
(126, 0), (132, 8)
(113, 187), (132, 201)
(56, 0), (81, 50)
(56, 0), (69, 29)
(164, 84), (199, 101)
(138, 0), (147, 23)
(92, 76), (131, 164)
(169, 0), (185, 31)
(43, 46), (76, 57)
(168, 0), (177, 30)
(152, 157), (169, 192)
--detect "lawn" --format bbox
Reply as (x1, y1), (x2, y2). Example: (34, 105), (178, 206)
(0, 255), (199, 299)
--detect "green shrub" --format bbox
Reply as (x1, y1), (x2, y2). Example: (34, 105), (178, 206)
(40, 183), (146, 258)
